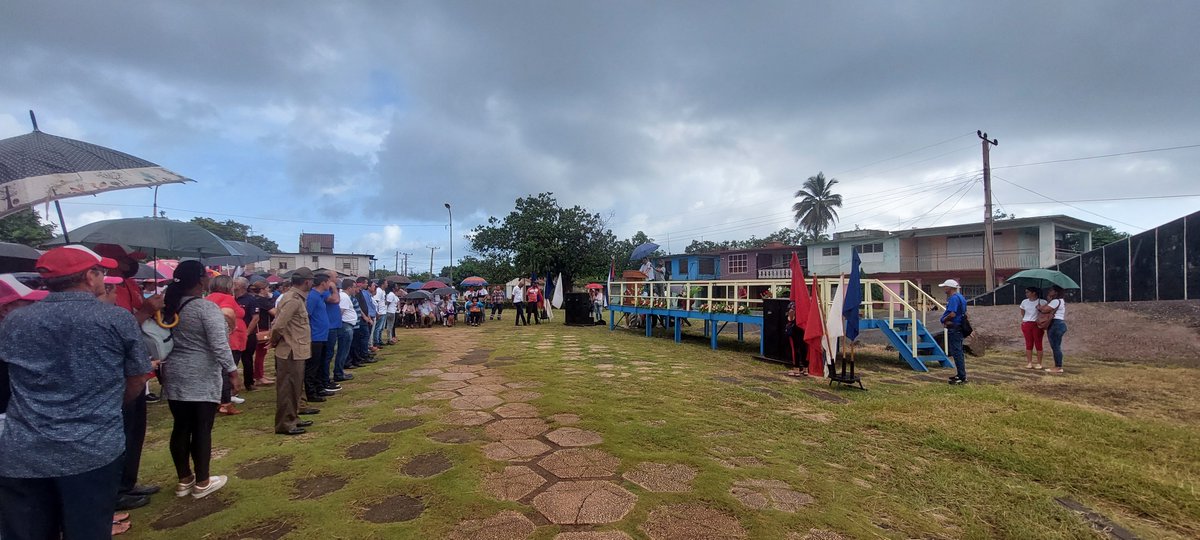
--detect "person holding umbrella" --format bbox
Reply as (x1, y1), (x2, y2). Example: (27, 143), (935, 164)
(1039, 285), (1069, 373)
(1019, 287), (1047, 370)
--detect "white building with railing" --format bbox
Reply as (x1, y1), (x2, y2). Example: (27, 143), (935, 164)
(805, 215), (1100, 297)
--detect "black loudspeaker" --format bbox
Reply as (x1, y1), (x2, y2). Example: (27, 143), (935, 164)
(761, 298), (805, 365)
(563, 292), (593, 326)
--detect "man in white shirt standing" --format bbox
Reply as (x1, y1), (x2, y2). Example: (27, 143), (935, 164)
(370, 281), (387, 347)
(511, 280), (527, 326)
(333, 279), (358, 382)
(384, 285), (400, 344)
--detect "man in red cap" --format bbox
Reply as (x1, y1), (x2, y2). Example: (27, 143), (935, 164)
(93, 244), (164, 510)
(0, 274), (49, 437)
(0, 246), (152, 539)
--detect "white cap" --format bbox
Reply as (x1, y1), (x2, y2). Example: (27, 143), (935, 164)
(937, 279), (960, 289)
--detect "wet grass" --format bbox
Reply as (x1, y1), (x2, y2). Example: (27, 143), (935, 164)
(125, 316), (1199, 539)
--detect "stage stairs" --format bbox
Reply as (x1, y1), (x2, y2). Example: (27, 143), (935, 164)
(863, 318), (951, 372)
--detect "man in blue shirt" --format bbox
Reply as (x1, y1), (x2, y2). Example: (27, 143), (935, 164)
(939, 279), (968, 384)
(319, 277), (343, 395)
(305, 272), (334, 402)
(0, 246), (152, 539)
(352, 277), (377, 366)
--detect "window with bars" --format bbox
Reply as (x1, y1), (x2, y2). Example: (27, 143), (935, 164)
(853, 243), (884, 254)
(728, 254), (747, 273)
(822, 247), (840, 257)
(278, 262), (289, 270)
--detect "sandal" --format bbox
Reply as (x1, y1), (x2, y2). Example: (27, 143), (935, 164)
(1045, 368), (1064, 374)
(113, 513), (130, 522)
(1025, 363), (1034, 369)
(112, 519), (132, 535)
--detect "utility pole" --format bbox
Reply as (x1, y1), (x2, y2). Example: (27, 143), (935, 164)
(401, 252), (411, 276)
(978, 130), (999, 291)
(427, 245), (440, 276)
(395, 251), (399, 273)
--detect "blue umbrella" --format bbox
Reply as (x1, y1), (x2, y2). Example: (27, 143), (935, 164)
(405, 281), (424, 291)
(843, 250), (863, 341)
(629, 242), (660, 261)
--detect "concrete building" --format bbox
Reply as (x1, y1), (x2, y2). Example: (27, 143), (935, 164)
(267, 233), (375, 277)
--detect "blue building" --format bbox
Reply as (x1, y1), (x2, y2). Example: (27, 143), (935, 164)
(661, 254), (721, 281)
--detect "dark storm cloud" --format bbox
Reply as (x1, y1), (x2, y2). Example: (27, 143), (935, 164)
(2, 0), (1197, 250)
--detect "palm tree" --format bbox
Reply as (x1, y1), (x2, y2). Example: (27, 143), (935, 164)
(792, 172), (843, 238)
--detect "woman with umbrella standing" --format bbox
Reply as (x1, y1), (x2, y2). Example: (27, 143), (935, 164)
(159, 261), (237, 499)
(1039, 285), (1069, 373)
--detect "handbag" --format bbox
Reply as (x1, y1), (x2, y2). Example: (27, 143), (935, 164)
(959, 313), (973, 338)
(1036, 300), (1058, 330)
(141, 297), (199, 361)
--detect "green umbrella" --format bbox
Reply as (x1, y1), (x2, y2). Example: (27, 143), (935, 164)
(44, 217), (240, 258)
(1006, 268), (1079, 290)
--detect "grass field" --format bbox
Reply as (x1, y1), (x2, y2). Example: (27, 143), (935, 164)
(123, 314), (1200, 539)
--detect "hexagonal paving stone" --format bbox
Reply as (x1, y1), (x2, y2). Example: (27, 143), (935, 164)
(493, 403), (539, 418)
(456, 384), (509, 396)
(729, 479), (813, 513)
(408, 368), (444, 376)
(538, 448), (621, 479)
(438, 372), (479, 381)
(428, 380), (469, 391)
(622, 462), (698, 493)
(501, 390), (541, 402)
(640, 503), (747, 539)
(442, 410), (495, 426)
(545, 427), (604, 447)
(485, 419), (550, 440)
(450, 395), (505, 410)
(444, 364), (487, 373)
(394, 405), (437, 416)
(482, 439), (552, 462)
(532, 481), (636, 525)
(414, 390), (459, 401)
(554, 533), (634, 540)
(504, 380), (545, 389)
(447, 510), (535, 540)
(469, 375), (509, 385)
(482, 465), (546, 501)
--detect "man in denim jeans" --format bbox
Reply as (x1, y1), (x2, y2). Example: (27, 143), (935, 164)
(938, 279), (968, 385)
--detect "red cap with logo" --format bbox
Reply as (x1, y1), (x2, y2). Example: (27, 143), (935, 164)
(35, 245), (118, 278)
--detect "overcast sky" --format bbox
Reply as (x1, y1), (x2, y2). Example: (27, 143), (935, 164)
(3, 1), (1197, 269)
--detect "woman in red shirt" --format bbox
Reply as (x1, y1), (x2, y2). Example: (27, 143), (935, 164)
(525, 281), (542, 325)
(206, 275), (245, 415)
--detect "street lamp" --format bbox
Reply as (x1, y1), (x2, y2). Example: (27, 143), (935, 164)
(444, 203), (452, 283)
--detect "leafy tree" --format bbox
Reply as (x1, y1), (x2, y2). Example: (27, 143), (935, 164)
(792, 172), (843, 238)
(409, 271), (435, 282)
(470, 193), (618, 290)
(443, 255), (516, 285)
(188, 217), (281, 253)
(0, 209), (56, 246)
(1091, 225), (1128, 249)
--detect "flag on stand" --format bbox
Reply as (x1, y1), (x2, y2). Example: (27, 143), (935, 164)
(803, 275), (825, 377)
(606, 256), (615, 302)
(551, 273), (564, 309)
(823, 276), (846, 365)
(789, 253), (810, 326)
(843, 251), (863, 341)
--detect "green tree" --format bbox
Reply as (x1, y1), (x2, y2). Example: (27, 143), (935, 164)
(0, 209), (56, 246)
(470, 193), (618, 290)
(409, 271), (435, 282)
(443, 255), (516, 285)
(792, 172), (843, 238)
(1091, 225), (1128, 248)
(188, 217), (281, 253)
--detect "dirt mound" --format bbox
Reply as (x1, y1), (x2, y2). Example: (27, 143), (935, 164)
(361, 494), (424, 523)
(150, 494), (230, 530)
(369, 419), (422, 433)
(965, 301), (1200, 366)
(346, 441), (389, 460)
(429, 428), (479, 444)
(236, 456), (293, 480)
(216, 520), (294, 540)
(292, 475), (348, 499)
(401, 452), (453, 477)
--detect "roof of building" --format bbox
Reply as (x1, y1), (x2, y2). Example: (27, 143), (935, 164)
(807, 214), (1104, 247)
(271, 252), (377, 259)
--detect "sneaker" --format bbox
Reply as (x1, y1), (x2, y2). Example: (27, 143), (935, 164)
(949, 378), (967, 385)
(145, 392), (162, 403)
(947, 376), (960, 382)
(174, 479), (196, 498)
(230, 395), (246, 404)
(324, 384), (342, 392)
(191, 475), (227, 499)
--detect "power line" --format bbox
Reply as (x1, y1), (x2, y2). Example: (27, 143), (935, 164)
(993, 175), (1145, 231)
(927, 179), (980, 228)
(896, 177), (980, 230)
(992, 143), (1200, 170)
(831, 131), (975, 176)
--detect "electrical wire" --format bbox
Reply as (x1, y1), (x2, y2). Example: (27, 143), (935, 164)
(992, 143), (1200, 170)
(831, 131), (975, 176)
(993, 175), (1145, 231)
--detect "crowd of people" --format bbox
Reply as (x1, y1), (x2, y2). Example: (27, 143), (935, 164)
(0, 244), (532, 538)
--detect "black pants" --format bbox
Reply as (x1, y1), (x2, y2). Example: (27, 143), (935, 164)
(0, 454), (123, 540)
(241, 334), (258, 390)
(491, 303), (503, 317)
(305, 341), (326, 398)
(514, 302), (527, 325)
(167, 400), (218, 481)
(119, 392), (148, 494)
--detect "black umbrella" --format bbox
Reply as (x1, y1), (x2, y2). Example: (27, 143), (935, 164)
(201, 240), (270, 266)
(133, 263), (166, 281)
(385, 274), (412, 284)
(0, 241), (41, 273)
(0, 111), (192, 240)
(44, 217), (240, 258)
(433, 287), (456, 296)
(403, 290), (432, 301)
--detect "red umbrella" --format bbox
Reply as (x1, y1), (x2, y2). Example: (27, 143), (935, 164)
(265, 274), (282, 284)
(421, 280), (449, 290)
(585, 283), (604, 290)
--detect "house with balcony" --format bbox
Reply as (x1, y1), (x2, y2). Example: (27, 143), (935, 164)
(715, 243), (809, 281)
(805, 215), (1100, 297)
(661, 253), (722, 281)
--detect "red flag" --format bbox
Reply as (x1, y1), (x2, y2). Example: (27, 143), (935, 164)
(789, 253), (810, 326)
(803, 275), (825, 376)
